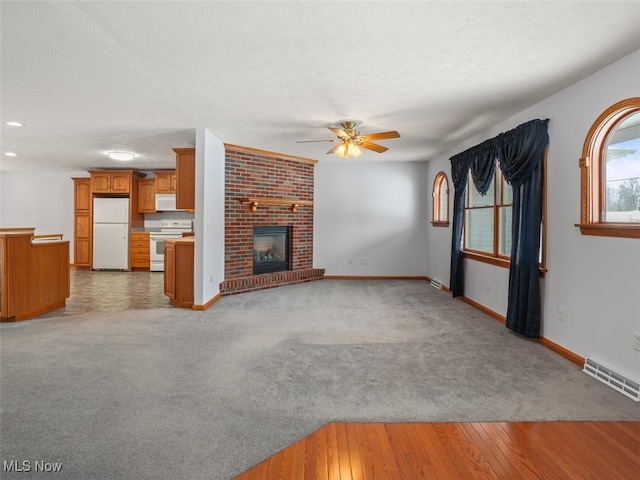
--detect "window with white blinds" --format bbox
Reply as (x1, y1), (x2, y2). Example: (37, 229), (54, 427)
(464, 163), (513, 259)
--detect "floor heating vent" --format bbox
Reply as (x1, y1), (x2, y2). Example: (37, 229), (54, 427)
(583, 358), (639, 401)
(430, 279), (442, 289)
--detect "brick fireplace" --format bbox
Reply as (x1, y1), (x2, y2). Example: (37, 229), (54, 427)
(220, 145), (324, 295)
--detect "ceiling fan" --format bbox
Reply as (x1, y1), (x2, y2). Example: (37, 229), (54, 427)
(297, 121), (400, 158)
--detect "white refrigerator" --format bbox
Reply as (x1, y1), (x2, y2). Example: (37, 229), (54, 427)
(93, 197), (129, 270)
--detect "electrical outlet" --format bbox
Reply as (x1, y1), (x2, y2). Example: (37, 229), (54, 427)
(348, 257), (353, 265)
(558, 307), (566, 322)
(485, 280), (491, 291)
(361, 257), (368, 265)
(634, 332), (640, 352)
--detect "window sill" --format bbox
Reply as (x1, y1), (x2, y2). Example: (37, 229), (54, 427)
(463, 251), (547, 277)
(576, 223), (640, 239)
(431, 221), (450, 227)
(463, 251), (510, 269)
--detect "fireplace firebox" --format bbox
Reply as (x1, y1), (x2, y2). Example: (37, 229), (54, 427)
(253, 226), (290, 275)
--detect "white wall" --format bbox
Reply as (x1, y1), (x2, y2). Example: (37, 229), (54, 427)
(0, 170), (88, 262)
(194, 127), (225, 306)
(314, 160), (428, 276)
(425, 49), (640, 382)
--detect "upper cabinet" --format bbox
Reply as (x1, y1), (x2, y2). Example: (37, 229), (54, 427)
(74, 177), (92, 212)
(154, 170), (177, 194)
(89, 170), (144, 194)
(173, 148), (195, 211)
(138, 179), (156, 214)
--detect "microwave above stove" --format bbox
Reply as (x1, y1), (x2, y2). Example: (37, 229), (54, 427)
(155, 193), (181, 211)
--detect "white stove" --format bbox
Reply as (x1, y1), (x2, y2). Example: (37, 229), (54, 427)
(149, 220), (193, 272)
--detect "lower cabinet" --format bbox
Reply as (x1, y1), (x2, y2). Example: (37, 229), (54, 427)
(164, 237), (193, 308)
(130, 232), (150, 270)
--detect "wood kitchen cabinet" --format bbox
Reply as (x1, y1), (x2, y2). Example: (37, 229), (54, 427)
(90, 170), (130, 193)
(72, 177), (92, 267)
(173, 148), (195, 211)
(1, 228), (70, 321)
(164, 237), (193, 308)
(154, 170), (177, 194)
(130, 232), (150, 270)
(89, 170), (146, 194)
(138, 179), (156, 213)
(74, 178), (92, 211)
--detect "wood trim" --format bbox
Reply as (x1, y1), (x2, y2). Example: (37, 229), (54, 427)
(323, 275), (429, 281)
(0, 227), (35, 233)
(171, 147), (195, 155)
(463, 251), (547, 277)
(460, 296), (506, 324)
(224, 143), (318, 165)
(535, 337), (585, 366)
(463, 251), (510, 269)
(192, 292), (222, 311)
(33, 233), (64, 240)
(432, 171), (450, 225)
(239, 197), (313, 213)
(459, 296), (585, 366)
(576, 223), (640, 238)
(578, 97), (640, 232)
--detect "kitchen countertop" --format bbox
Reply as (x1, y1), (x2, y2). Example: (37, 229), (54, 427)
(131, 228), (162, 233)
(164, 236), (194, 244)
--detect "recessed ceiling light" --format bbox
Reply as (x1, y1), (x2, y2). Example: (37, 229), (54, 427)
(108, 151), (136, 161)
(5, 152), (17, 157)
(5, 121), (24, 127)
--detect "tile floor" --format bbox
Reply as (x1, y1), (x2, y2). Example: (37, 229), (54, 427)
(39, 268), (170, 318)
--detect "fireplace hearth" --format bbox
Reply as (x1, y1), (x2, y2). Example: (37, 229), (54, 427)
(253, 226), (290, 275)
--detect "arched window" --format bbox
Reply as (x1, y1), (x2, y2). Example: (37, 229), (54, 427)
(432, 171), (449, 226)
(578, 97), (640, 238)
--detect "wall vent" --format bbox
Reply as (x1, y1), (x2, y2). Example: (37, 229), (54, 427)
(430, 279), (442, 289)
(583, 358), (639, 401)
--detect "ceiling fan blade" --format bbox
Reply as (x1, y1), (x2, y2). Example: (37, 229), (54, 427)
(328, 127), (349, 138)
(362, 130), (400, 141)
(296, 139), (337, 143)
(360, 141), (388, 153)
(326, 144), (342, 155)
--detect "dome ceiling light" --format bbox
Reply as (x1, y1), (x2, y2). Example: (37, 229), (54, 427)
(107, 151), (136, 161)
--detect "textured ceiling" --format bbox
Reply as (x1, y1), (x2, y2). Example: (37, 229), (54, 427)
(1, 1), (639, 172)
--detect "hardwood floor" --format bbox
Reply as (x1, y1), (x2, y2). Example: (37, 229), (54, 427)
(234, 421), (640, 479)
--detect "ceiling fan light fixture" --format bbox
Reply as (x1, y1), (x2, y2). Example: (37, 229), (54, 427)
(334, 140), (362, 158)
(108, 151), (136, 161)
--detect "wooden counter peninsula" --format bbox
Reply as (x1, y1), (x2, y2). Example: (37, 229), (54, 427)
(164, 236), (194, 308)
(0, 228), (70, 321)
